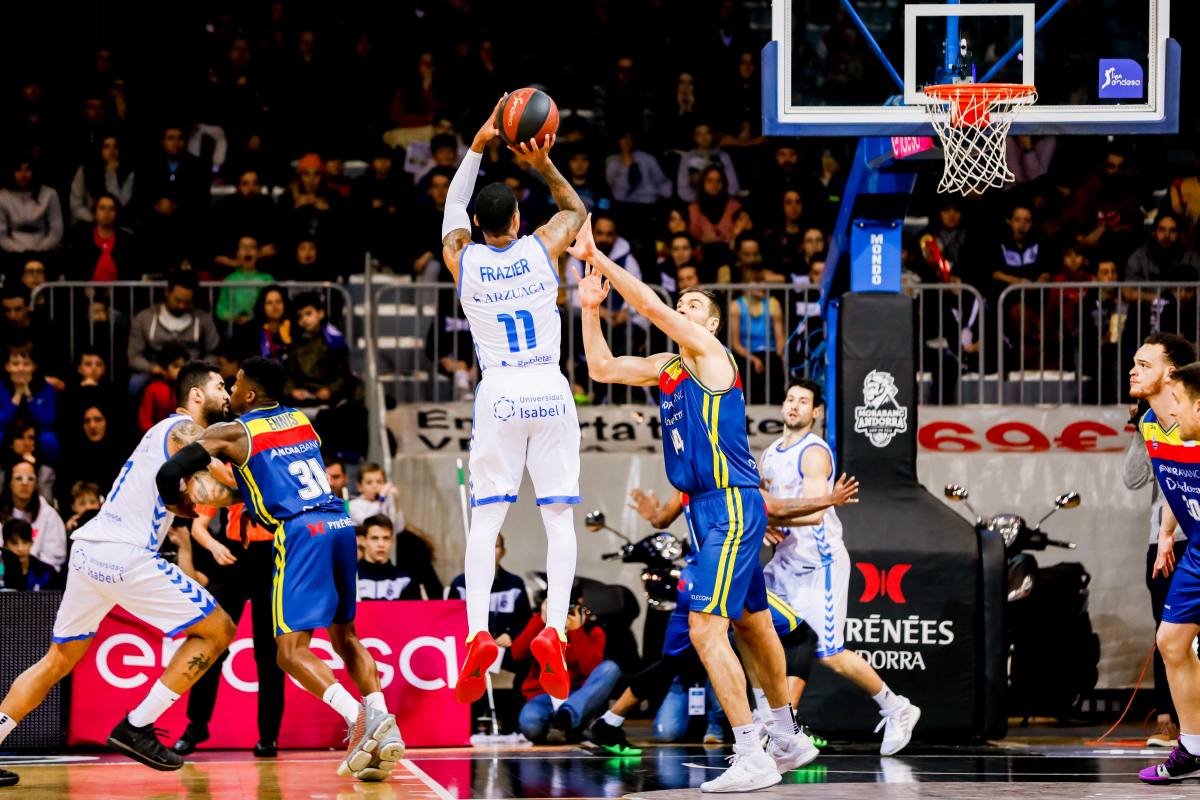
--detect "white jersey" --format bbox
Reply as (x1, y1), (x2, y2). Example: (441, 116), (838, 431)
(73, 413), (189, 552)
(760, 432), (845, 570)
(458, 236), (561, 371)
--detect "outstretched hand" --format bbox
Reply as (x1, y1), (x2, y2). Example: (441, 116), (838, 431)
(571, 259), (610, 311)
(832, 473), (860, 506)
(471, 93), (508, 152)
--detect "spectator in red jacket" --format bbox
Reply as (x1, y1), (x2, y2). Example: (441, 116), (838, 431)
(512, 599), (621, 744)
(136, 343), (187, 433)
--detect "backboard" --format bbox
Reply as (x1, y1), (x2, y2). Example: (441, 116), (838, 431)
(764, 0), (1179, 136)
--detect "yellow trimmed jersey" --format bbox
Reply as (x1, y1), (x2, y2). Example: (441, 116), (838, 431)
(657, 354), (760, 496)
(232, 404), (344, 528)
(1141, 408), (1200, 543)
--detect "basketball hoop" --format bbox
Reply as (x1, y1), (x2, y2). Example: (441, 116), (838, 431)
(921, 83), (1038, 196)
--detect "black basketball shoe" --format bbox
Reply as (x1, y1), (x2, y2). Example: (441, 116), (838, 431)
(107, 717), (185, 771)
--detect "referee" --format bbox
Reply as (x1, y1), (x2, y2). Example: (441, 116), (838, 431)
(173, 500), (284, 756)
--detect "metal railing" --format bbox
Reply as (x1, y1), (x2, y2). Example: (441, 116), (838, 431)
(996, 281), (1199, 406)
(32, 280), (353, 375)
(911, 283), (989, 405)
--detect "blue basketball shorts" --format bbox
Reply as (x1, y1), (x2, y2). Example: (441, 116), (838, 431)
(272, 510), (358, 636)
(687, 487), (769, 619)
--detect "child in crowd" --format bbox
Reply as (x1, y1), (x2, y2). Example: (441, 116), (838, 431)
(137, 344), (188, 433)
(65, 481), (101, 533)
(348, 462), (404, 530)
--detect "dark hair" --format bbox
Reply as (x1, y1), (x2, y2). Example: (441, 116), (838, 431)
(1154, 209), (1183, 230)
(3, 516), (32, 544)
(698, 165), (727, 196)
(71, 480), (101, 499)
(1144, 333), (1197, 370)
(0, 457), (42, 520)
(1173, 362), (1200, 401)
(670, 233), (694, 248)
(426, 165), (456, 187)
(679, 287), (723, 329)
(5, 417), (38, 455)
(358, 462), (385, 480)
(5, 159), (41, 194)
(591, 210), (617, 231)
(734, 232), (761, 251)
(430, 133), (457, 154)
(175, 360), (220, 406)
(362, 514), (394, 535)
(75, 347), (107, 367)
(240, 356), (286, 403)
(788, 378), (825, 408)
(291, 291), (323, 315)
(475, 181), (518, 237)
(326, 457), (346, 471)
(1007, 202), (1034, 220)
(166, 269), (197, 293)
(253, 284), (289, 324)
(2, 284), (31, 305)
(93, 191), (120, 212)
(155, 342), (189, 370)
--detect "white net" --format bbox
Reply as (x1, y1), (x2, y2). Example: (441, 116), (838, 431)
(921, 84), (1037, 196)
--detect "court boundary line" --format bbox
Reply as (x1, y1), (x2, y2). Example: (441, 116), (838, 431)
(401, 757), (458, 800)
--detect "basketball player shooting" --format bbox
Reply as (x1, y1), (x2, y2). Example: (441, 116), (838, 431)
(570, 216), (816, 793)
(441, 93), (589, 703)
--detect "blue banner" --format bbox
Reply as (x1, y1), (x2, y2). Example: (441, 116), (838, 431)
(850, 220), (901, 294)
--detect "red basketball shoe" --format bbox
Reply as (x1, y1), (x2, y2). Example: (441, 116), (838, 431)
(531, 627), (570, 700)
(455, 631), (499, 703)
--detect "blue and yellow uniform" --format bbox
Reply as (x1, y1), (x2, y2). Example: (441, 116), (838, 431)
(1142, 408), (1200, 624)
(232, 404), (356, 636)
(659, 356), (768, 618)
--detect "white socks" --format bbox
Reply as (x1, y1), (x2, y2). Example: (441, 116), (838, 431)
(0, 713), (16, 746)
(769, 705), (798, 736)
(540, 503), (578, 633)
(732, 723), (759, 749)
(464, 502), (509, 634)
(872, 684), (905, 713)
(602, 710), (625, 727)
(1182, 732), (1200, 753)
(127, 680), (181, 728)
(323, 683), (361, 726)
(365, 692), (387, 713)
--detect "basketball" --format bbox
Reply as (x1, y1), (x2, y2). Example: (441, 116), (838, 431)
(495, 87), (559, 149)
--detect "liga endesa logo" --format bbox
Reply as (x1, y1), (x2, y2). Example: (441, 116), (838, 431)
(855, 562), (912, 604)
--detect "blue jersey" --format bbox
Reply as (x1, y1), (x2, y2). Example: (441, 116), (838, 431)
(1141, 408), (1200, 545)
(658, 354), (760, 497)
(233, 404), (344, 529)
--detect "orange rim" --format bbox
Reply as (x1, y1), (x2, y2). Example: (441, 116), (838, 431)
(923, 83), (1037, 102)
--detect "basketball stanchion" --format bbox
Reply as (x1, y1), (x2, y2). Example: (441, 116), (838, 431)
(458, 457), (531, 746)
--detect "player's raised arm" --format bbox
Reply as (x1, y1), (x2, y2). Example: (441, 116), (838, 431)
(156, 422), (249, 517)
(765, 473), (859, 527)
(575, 259), (672, 387)
(569, 215), (726, 367)
(523, 137), (587, 260)
(441, 94), (508, 282)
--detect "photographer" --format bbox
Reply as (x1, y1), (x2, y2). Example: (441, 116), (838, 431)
(511, 596), (620, 744)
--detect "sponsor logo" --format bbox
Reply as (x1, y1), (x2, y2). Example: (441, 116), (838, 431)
(94, 631), (457, 692)
(470, 281), (548, 305)
(1098, 59), (1144, 99)
(513, 393), (566, 420)
(307, 521), (326, 537)
(493, 397), (516, 422)
(845, 613), (957, 672)
(856, 562), (911, 604)
(268, 441), (318, 459)
(870, 233), (884, 286)
(71, 547), (87, 572)
(853, 370), (908, 447)
(479, 259), (531, 282)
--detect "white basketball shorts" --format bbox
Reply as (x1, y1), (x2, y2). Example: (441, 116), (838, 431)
(52, 539), (217, 643)
(763, 545), (850, 658)
(469, 365), (581, 507)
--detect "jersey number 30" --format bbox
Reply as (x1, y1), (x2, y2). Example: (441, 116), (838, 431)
(289, 458), (332, 500)
(497, 310), (537, 353)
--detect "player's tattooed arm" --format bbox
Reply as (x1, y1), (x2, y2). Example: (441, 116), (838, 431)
(166, 419), (205, 456)
(189, 470), (239, 508)
(525, 138), (587, 260)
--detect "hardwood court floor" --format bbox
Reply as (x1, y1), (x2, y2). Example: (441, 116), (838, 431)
(0, 733), (1187, 799)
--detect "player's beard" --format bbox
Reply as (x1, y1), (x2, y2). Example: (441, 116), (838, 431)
(1129, 375), (1161, 400)
(202, 400), (233, 426)
(785, 413), (812, 432)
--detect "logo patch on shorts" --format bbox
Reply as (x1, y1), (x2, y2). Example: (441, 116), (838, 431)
(493, 397), (516, 421)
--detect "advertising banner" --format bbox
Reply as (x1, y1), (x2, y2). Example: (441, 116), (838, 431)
(68, 600), (470, 748)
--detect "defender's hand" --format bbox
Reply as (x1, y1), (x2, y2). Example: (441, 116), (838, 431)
(566, 214), (597, 263)
(831, 473), (860, 506)
(571, 261), (610, 312)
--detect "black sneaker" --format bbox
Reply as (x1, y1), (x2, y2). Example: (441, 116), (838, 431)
(107, 717), (185, 771)
(585, 718), (643, 756)
(253, 740), (278, 758)
(172, 722), (210, 755)
(0, 767), (18, 787)
(545, 708), (572, 745)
